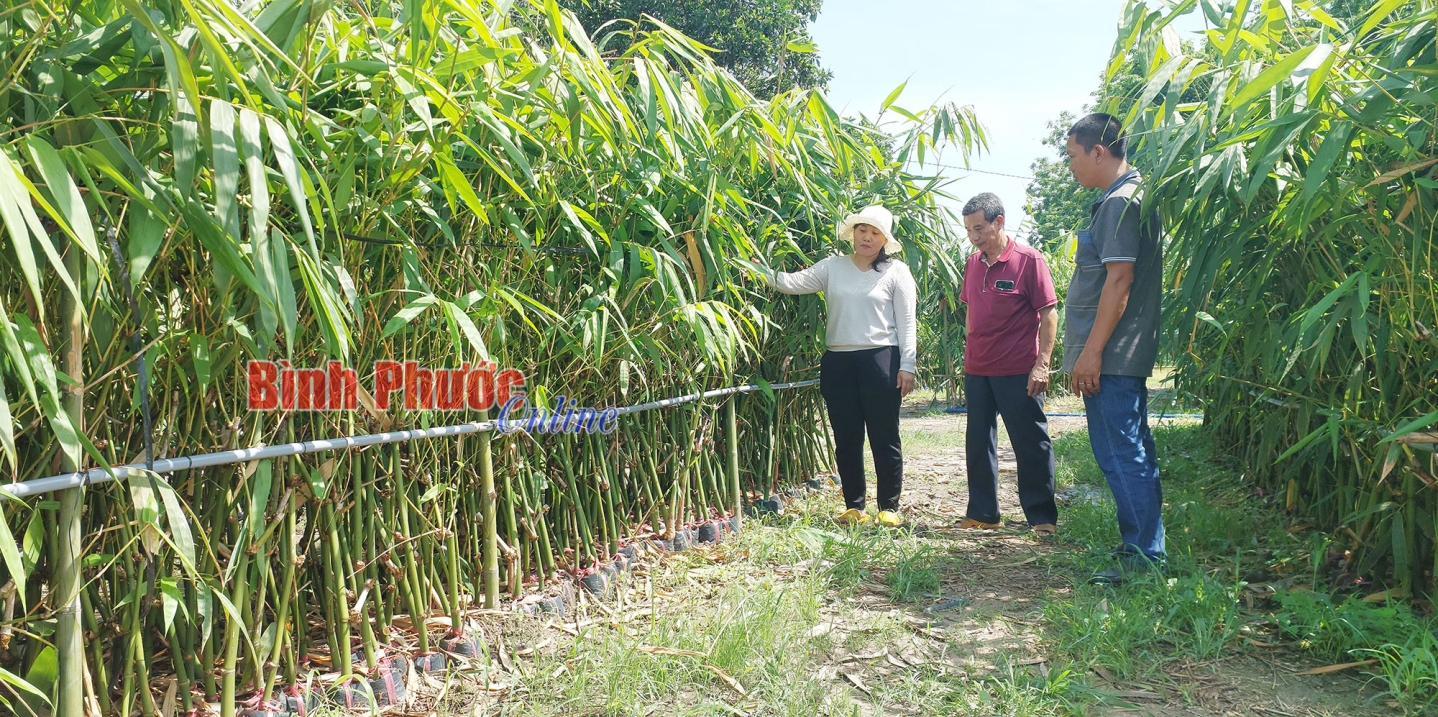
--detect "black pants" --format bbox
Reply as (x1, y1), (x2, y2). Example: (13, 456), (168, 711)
(964, 373), (1057, 526)
(820, 346), (903, 511)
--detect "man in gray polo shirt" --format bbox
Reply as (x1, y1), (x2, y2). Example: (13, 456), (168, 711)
(1062, 113), (1164, 585)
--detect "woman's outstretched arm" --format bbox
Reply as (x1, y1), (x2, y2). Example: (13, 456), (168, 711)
(764, 256), (831, 295)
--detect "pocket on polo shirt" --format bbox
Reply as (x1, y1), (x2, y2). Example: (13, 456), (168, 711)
(989, 283), (1026, 300)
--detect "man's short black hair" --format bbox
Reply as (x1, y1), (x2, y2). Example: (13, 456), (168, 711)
(961, 193), (1004, 223)
(1068, 113), (1127, 160)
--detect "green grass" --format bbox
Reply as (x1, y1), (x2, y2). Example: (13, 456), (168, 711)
(481, 421), (1438, 716)
(1046, 423), (1438, 714)
(510, 553), (836, 715)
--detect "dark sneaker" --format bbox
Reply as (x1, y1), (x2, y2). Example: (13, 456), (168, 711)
(1089, 554), (1167, 586)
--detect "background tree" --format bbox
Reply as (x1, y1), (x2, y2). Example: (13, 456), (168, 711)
(1024, 112), (1100, 253)
(559, 0), (832, 98)
(1023, 58), (1154, 252)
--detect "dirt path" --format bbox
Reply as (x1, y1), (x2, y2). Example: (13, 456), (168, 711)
(827, 411), (1384, 717)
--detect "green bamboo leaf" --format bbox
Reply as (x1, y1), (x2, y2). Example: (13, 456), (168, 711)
(25, 137), (102, 265)
(191, 336), (211, 390)
(1302, 122), (1352, 202)
(1351, 271), (1370, 352)
(0, 298), (38, 409)
(9, 163), (84, 309)
(1277, 415), (1332, 461)
(248, 460), (272, 541)
(271, 228), (297, 352)
(441, 300), (491, 361)
(127, 188), (165, 288)
(265, 117), (318, 258)
(304, 464), (328, 501)
(0, 665), (48, 708)
(183, 200), (268, 305)
(0, 372), (14, 473)
(20, 646), (55, 714)
(159, 578), (189, 633)
(210, 100), (241, 238)
(117, 0), (202, 123)
(13, 315), (82, 467)
(1380, 410), (1438, 444)
(382, 296), (440, 338)
(0, 499), (26, 609)
(155, 474), (197, 573)
(435, 153), (488, 222)
(206, 578), (263, 669)
(1298, 272), (1360, 337)
(238, 107), (270, 250)
(881, 79), (908, 112)
(21, 511), (41, 572)
(1225, 44), (1318, 116)
(291, 248), (350, 359)
(1357, 0), (1407, 38)
(173, 95), (199, 194)
(0, 153), (45, 329)
(1391, 511), (1408, 579)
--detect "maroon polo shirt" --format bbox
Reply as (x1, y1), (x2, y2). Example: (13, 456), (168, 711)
(959, 238), (1058, 377)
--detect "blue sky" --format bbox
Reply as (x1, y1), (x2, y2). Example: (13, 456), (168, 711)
(810, 0), (1203, 236)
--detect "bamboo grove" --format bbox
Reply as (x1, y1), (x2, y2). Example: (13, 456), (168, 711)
(0, 0), (984, 713)
(1109, 0), (1438, 592)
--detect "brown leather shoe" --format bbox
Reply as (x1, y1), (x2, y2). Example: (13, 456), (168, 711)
(957, 518), (1000, 530)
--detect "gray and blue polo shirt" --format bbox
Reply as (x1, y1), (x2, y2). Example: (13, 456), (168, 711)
(1061, 170), (1163, 378)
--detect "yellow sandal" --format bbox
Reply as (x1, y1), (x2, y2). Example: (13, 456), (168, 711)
(876, 510), (903, 528)
(957, 518), (1000, 530)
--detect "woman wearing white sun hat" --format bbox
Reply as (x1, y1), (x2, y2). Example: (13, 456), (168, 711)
(753, 204), (918, 528)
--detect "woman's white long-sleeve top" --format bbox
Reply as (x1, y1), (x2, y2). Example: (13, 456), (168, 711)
(765, 255), (918, 374)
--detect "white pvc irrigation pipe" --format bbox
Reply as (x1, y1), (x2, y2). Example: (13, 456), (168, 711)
(3, 379), (821, 499)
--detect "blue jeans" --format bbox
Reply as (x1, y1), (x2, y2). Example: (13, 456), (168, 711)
(1083, 375), (1165, 560)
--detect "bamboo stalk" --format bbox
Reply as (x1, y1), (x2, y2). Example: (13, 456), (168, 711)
(726, 397), (740, 528)
(479, 417), (499, 609)
(54, 239), (85, 717)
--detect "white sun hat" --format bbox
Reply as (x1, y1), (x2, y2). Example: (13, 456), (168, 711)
(837, 205), (902, 254)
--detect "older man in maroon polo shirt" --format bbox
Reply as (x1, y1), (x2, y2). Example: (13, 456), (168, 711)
(957, 193), (1060, 535)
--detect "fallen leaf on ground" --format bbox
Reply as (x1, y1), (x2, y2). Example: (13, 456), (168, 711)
(843, 648), (887, 662)
(636, 645), (708, 658)
(1363, 587), (1409, 603)
(1294, 659), (1378, 676)
(904, 622), (945, 640)
(1110, 689), (1162, 700)
(1014, 657), (1047, 665)
(842, 671), (871, 694)
(1093, 664), (1116, 683)
(708, 665), (748, 697)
